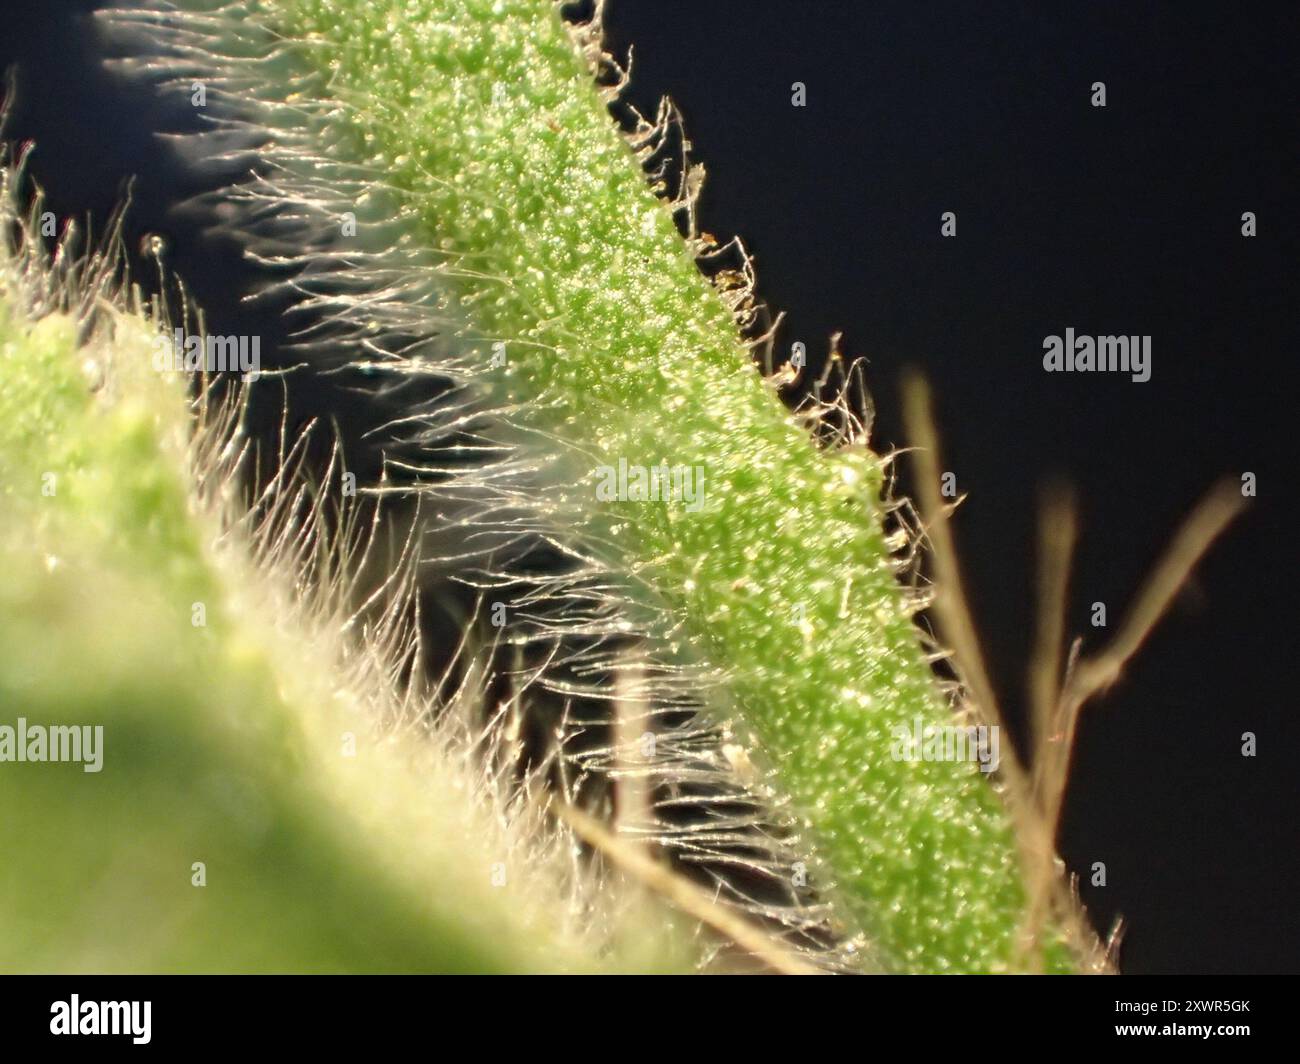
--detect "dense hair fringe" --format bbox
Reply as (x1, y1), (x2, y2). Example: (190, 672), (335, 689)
(89, 1), (863, 969)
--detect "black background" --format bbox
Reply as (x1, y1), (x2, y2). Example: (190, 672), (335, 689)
(3, 1), (1297, 973)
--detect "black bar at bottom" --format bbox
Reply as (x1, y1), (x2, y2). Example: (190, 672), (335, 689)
(0, 973), (1279, 1051)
